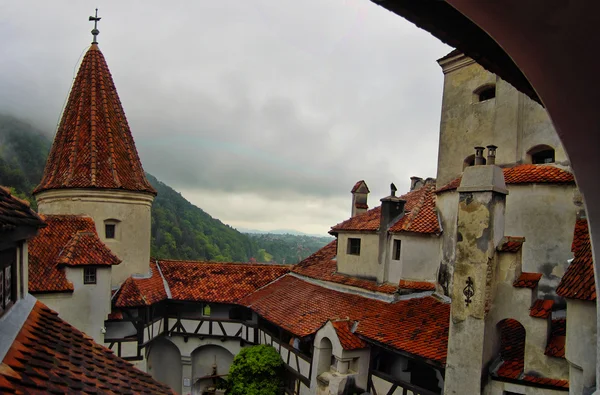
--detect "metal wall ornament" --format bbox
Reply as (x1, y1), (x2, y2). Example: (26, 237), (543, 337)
(463, 277), (475, 306)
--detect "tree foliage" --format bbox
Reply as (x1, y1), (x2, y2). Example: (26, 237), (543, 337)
(246, 233), (332, 264)
(226, 345), (284, 395)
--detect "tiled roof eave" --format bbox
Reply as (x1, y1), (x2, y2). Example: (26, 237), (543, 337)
(358, 335), (446, 368)
(490, 375), (569, 392)
(34, 184), (157, 196)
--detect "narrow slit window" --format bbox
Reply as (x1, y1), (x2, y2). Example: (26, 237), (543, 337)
(202, 304), (211, 317)
(0, 248), (17, 317)
(105, 224), (116, 239)
(393, 240), (402, 260)
(347, 238), (361, 256)
(84, 267), (97, 284)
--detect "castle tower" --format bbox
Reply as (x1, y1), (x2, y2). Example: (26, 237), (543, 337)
(443, 147), (508, 394)
(34, 25), (156, 286)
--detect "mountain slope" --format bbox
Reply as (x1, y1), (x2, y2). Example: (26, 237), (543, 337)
(245, 233), (333, 264)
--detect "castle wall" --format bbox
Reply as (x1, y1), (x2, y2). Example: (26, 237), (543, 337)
(37, 266), (111, 344)
(565, 299), (597, 394)
(36, 189), (153, 286)
(386, 233), (441, 284)
(336, 232), (379, 281)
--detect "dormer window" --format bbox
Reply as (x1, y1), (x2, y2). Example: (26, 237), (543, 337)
(528, 145), (555, 164)
(84, 267), (97, 284)
(347, 238), (361, 256)
(0, 248), (16, 317)
(474, 84), (496, 102)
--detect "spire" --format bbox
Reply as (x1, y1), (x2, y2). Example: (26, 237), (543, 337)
(34, 44), (156, 196)
(89, 9), (101, 44)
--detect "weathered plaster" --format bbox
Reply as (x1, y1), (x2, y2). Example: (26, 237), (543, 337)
(566, 299), (597, 394)
(386, 233), (441, 284)
(36, 188), (154, 286)
(336, 233), (379, 281)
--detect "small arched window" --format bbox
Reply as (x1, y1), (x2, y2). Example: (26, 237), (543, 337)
(527, 145), (555, 164)
(474, 84), (496, 102)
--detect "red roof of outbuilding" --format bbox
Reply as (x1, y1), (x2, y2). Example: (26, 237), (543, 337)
(34, 44), (156, 196)
(557, 219), (596, 301)
(241, 275), (450, 364)
(436, 164), (575, 193)
(331, 182), (440, 235)
(292, 241), (398, 294)
(331, 320), (366, 350)
(114, 261), (168, 307)
(28, 215), (119, 293)
(0, 301), (175, 394)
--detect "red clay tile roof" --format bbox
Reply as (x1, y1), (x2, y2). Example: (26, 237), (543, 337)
(331, 182), (440, 235)
(496, 318), (525, 379)
(355, 203), (368, 209)
(242, 275), (450, 364)
(436, 164), (575, 193)
(521, 375), (569, 390)
(292, 241), (398, 294)
(113, 261), (168, 307)
(557, 219), (596, 301)
(529, 299), (554, 318)
(398, 280), (436, 291)
(0, 301), (175, 394)
(513, 272), (542, 289)
(34, 44), (156, 196)
(498, 236), (525, 253)
(331, 320), (366, 350)
(0, 186), (45, 232)
(571, 218), (588, 253)
(28, 215), (116, 293)
(115, 259), (289, 307)
(545, 319), (566, 359)
(351, 180), (369, 193)
(57, 231), (121, 267)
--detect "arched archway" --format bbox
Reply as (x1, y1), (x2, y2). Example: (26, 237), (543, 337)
(526, 144), (555, 164)
(191, 344), (234, 395)
(495, 319), (526, 379)
(147, 337), (182, 394)
(316, 337), (334, 377)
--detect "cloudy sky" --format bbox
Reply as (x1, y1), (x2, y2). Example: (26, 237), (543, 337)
(0, 1), (450, 235)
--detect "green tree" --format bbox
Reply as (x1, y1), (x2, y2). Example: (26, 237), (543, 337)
(226, 345), (284, 395)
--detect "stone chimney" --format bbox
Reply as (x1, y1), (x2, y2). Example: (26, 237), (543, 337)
(350, 180), (369, 217)
(410, 176), (424, 191)
(486, 145), (497, 165)
(377, 183), (406, 283)
(444, 148), (508, 395)
(474, 146), (486, 165)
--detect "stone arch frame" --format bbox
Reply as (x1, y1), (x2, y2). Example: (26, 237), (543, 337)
(526, 144), (556, 164)
(316, 336), (335, 377)
(495, 318), (526, 375)
(147, 337), (182, 394)
(191, 344), (235, 395)
(473, 83), (496, 102)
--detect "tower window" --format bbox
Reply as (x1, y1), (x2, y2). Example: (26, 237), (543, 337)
(105, 224), (116, 239)
(347, 238), (361, 255)
(84, 267), (97, 284)
(474, 84), (496, 102)
(393, 240), (402, 260)
(527, 145), (555, 164)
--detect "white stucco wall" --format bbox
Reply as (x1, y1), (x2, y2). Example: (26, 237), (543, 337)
(36, 266), (111, 344)
(386, 233), (441, 284)
(565, 299), (597, 394)
(36, 188), (154, 286)
(504, 184), (578, 300)
(147, 337), (183, 394)
(336, 233), (379, 281)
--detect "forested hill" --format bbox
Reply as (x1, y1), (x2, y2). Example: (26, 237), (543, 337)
(0, 114), (259, 262)
(245, 233), (333, 264)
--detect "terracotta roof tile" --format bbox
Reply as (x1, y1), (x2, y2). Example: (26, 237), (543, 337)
(497, 236), (525, 252)
(113, 261), (167, 307)
(513, 272), (542, 289)
(331, 320), (366, 350)
(436, 164), (575, 193)
(571, 218), (588, 253)
(34, 45), (156, 196)
(529, 299), (554, 318)
(522, 375), (569, 389)
(28, 215), (117, 293)
(557, 219), (596, 301)
(0, 301), (175, 394)
(241, 275), (450, 364)
(331, 182), (440, 235)
(351, 180), (369, 193)
(115, 259), (288, 307)
(398, 280), (436, 291)
(545, 319), (566, 358)
(0, 186), (45, 232)
(292, 241), (398, 294)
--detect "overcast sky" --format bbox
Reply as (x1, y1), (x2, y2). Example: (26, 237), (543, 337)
(0, 1), (450, 235)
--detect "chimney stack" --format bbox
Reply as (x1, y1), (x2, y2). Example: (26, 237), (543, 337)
(350, 180), (370, 218)
(474, 146), (485, 165)
(410, 176), (424, 191)
(379, 183), (405, 232)
(486, 145), (497, 165)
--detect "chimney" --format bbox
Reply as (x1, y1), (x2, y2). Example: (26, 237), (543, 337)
(379, 183), (406, 232)
(410, 176), (424, 191)
(351, 180), (369, 217)
(486, 145), (497, 165)
(474, 146), (485, 165)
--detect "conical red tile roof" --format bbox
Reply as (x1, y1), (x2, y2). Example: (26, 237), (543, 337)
(34, 44), (156, 195)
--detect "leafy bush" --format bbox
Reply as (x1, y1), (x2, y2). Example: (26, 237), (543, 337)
(226, 345), (284, 395)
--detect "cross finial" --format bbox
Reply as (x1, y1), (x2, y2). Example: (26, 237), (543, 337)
(89, 8), (101, 44)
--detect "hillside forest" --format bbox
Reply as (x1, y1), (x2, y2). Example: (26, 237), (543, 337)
(0, 114), (331, 264)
